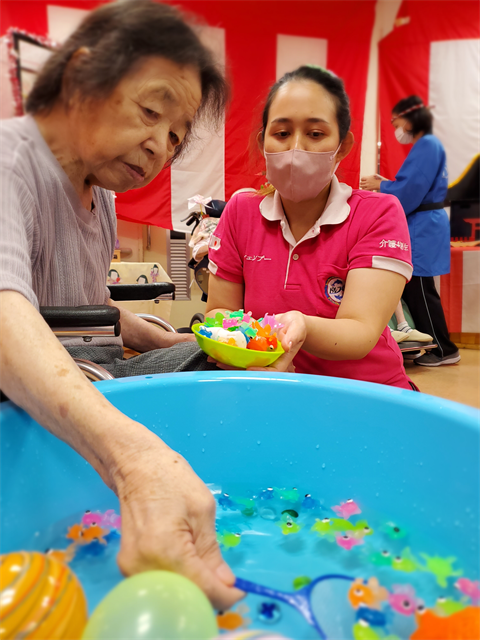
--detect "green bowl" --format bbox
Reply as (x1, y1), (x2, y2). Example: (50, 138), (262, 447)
(192, 323), (285, 369)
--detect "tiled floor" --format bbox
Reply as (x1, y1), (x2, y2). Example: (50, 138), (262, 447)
(406, 348), (480, 408)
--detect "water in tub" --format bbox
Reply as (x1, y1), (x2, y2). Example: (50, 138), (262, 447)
(27, 483), (480, 639)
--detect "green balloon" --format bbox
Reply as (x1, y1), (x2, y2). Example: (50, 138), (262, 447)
(81, 571), (218, 640)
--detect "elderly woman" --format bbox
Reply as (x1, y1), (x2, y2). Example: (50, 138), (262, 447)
(0, 1), (241, 609)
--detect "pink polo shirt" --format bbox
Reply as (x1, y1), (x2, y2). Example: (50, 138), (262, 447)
(208, 177), (415, 389)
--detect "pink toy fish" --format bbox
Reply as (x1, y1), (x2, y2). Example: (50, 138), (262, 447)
(455, 578), (480, 605)
(223, 317), (240, 329)
(82, 509), (121, 530)
(332, 498), (361, 520)
(336, 534), (364, 550)
(100, 509), (122, 529)
(82, 510), (104, 526)
(388, 584), (418, 616)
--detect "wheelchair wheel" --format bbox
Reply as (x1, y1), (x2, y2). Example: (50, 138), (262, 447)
(189, 312), (205, 328)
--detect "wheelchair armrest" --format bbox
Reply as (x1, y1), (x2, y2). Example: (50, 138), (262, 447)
(40, 305), (121, 338)
(40, 305), (120, 328)
(107, 283), (175, 301)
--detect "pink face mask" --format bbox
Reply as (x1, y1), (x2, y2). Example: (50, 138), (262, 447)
(265, 145), (341, 203)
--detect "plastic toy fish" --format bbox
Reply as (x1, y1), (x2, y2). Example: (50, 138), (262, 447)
(356, 606), (387, 627)
(388, 584), (418, 616)
(369, 550), (393, 567)
(218, 493), (238, 510)
(217, 531), (241, 548)
(336, 534), (364, 550)
(293, 576), (312, 590)
(101, 509), (121, 529)
(392, 548), (419, 573)
(311, 517), (335, 536)
(235, 497), (256, 517)
(273, 487), (300, 502)
(382, 521), (407, 540)
(45, 545), (76, 564)
(216, 604), (251, 630)
(259, 487), (274, 500)
(352, 620), (381, 640)
(330, 517), (355, 532)
(260, 314), (283, 332)
(277, 519), (302, 535)
(352, 520), (374, 538)
(266, 335), (278, 350)
(435, 596), (467, 616)
(80, 524), (110, 545)
(66, 523), (84, 542)
(281, 509), (299, 520)
(302, 494), (320, 510)
(348, 578), (389, 610)
(332, 498), (361, 520)
(82, 510), (104, 526)
(455, 578), (480, 605)
(354, 623), (400, 640)
(223, 317), (240, 329)
(411, 605), (480, 640)
(258, 601), (282, 623)
(419, 553), (462, 588)
(247, 336), (268, 351)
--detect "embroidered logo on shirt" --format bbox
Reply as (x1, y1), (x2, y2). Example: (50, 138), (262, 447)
(379, 239), (409, 250)
(325, 277), (345, 305)
(210, 235), (221, 250)
(244, 255), (272, 262)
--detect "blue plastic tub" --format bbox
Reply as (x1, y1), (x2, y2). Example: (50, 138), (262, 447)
(1, 372), (479, 637)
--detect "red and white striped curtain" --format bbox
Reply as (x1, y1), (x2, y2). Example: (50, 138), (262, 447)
(378, 0), (480, 183)
(0, 0), (376, 230)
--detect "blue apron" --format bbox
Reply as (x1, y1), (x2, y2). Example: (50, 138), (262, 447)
(380, 135), (450, 277)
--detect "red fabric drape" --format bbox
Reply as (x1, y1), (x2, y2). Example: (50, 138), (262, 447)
(378, 0), (480, 181)
(1, 0), (375, 228)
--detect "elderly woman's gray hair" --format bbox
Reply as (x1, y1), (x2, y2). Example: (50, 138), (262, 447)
(26, 0), (228, 158)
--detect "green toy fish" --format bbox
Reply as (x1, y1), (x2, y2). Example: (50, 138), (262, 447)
(277, 519), (302, 535)
(273, 487), (301, 502)
(234, 497), (256, 517)
(311, 517), (335, 536)
(435, 596), (467, 616)
(392, 548), (419, 573)
(292, 576), (312, 590)
(369, 550), (393, 567)
(216, 530), (241, 548)
(351, 519), (374, 537)
(382, 521), (407, 540)
(419, 554), (463, 588)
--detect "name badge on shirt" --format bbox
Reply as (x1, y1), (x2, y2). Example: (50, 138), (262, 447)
(325, 276), (345, 305)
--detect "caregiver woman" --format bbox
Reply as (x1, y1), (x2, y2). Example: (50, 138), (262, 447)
(206, 66), (416, 390)
(0, 1), (241, 609)
(361, 96), (460, 366)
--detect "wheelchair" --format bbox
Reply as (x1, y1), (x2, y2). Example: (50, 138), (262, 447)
(40, 282), (176, 382)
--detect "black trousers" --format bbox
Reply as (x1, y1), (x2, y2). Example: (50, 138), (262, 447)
(402, 276), (458, 358)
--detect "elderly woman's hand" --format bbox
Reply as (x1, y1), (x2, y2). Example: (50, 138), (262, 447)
(112, 428), (244, 611)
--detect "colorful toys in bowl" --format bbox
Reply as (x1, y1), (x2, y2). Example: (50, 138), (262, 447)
(0, 551), (88, 639)
(193, 311), (284, 368)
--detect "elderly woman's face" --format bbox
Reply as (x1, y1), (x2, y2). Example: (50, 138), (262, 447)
(70, 56), (202, 192)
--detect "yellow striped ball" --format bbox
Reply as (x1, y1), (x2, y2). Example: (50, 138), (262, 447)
(0, 551), (88, 639)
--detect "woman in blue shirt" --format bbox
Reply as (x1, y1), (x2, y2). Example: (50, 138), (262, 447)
(361, 96), (459, 366)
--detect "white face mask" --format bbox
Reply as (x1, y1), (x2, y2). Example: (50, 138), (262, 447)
(395, 126), (414, 145)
